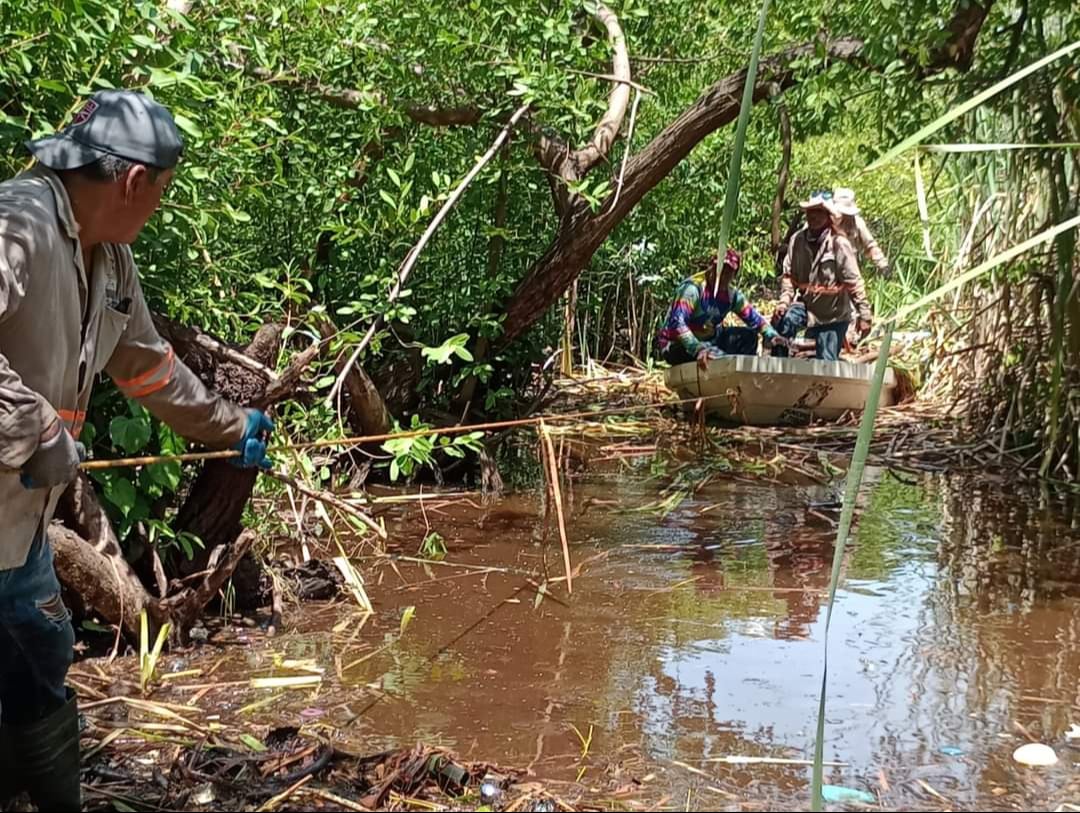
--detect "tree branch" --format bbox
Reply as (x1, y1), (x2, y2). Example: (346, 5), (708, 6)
(239, 63), (484, 127)
(923, 0), (997, 74)
(566, 1), (631, 177)
(771, 89), (792, 254)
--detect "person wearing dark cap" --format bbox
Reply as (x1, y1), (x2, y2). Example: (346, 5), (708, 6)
(0, 90), (273, 809)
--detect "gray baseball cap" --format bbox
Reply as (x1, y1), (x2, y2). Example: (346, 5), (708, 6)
(26, 89), (184, 171)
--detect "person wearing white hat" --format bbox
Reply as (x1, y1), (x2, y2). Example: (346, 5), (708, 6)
(830, 187), (890, 278)
(771, 193), (872, 360)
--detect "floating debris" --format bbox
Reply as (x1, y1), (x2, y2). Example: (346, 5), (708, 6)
(1012, 743), (1059, 766)
(821, 784), (876, 804)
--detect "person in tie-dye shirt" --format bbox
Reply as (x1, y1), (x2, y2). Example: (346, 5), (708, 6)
(657, 248), (786, 368)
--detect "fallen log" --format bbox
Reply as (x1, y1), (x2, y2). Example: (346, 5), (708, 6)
(49, 523), (165, 641)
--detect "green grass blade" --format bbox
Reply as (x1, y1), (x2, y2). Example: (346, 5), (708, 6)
(810, 324), (894, 810)
(866, 40), (1080, 171)
(914, 151), (934, 259)
(923, 142), (1080, 153)
(715, 0), (771, 288)
(883, 213), (1080, 327)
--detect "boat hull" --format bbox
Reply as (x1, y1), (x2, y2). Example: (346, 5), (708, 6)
(664, 355), (897, 425)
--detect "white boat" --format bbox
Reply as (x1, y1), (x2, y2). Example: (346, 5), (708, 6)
(664, 355), (897, 426)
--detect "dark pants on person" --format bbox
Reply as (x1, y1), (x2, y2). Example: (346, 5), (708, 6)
(0, 532), (74, 725)
(771, 302), (848, 361)
(661, 326), (759, 365)
(0, 531), (81, 811)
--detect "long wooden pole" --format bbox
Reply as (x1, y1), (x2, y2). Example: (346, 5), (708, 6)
(76, 390), (736, 472)
(539, 421), (573, 595)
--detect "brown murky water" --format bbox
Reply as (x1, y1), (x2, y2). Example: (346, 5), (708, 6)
(133, 458), (1080, 810)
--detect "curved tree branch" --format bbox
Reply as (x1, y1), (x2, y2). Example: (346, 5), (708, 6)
(497, 37), (865, 345)
(566, 1), (632, 178)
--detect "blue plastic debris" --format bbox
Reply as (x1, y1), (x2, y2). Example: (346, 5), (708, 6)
(939, 745), (964, 757)
(821, 784), (876, 804)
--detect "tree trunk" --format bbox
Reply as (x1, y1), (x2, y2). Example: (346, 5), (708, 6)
(52, 475), (167, 638)
(51, 473), (256, 641)
(49, 523), (164, 641)
(316, 317), (392, 435)
(168, 323), (285, 574)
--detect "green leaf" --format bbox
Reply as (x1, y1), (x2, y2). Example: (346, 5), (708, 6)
(811, 326), (894, 811)
(239, 734), (267, 752)
(224, 204), (251, 223)
(145, 461), (182, 492)
(378, 189), (396, 207)
(110, 415), (152, 454)
(148, 67), (181, 88)
(258, 116), (285, 134)
(105, 477), (138, 517)
(387, 167), (401, 187)
(399, 605), (416, 635)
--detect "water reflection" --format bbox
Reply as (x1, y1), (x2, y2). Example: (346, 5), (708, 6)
(156, 465), (1080, 810)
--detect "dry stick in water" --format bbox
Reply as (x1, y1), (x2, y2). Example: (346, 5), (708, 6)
(540, 421), (573, 595)
(261, 468), (386, 539)
(326, 102), (532, 409)
(256, 774), (314, 812)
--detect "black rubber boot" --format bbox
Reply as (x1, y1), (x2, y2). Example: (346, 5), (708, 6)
(12, 688), (81, 812)
(0, 722), (21, 804)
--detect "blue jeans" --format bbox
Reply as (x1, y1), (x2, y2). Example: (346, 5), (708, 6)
(661, 326), (760, 365)
(771, 302), (848, 361)
(0, 533), (74, 725)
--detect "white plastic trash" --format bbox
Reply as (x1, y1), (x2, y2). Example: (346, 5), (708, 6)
(1012, 743), (1059, 766)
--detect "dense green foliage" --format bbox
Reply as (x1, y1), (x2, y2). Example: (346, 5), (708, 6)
(1, 0), (1077, 527)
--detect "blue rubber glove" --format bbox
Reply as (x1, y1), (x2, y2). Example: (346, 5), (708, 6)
(231, 409), (274, 470)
